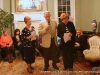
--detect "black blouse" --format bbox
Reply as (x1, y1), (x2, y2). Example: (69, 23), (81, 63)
(57, 21), (76, 42)
(21, 26), (35, 47)
(12, 35), (22, 49)
(75, 35), (85, 48)
(75, 35), (88, 50)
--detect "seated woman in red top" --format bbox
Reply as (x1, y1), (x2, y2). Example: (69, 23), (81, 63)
(0, 30), (15, 63)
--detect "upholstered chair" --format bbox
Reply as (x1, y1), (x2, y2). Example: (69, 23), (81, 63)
(83, 35), (100, 66)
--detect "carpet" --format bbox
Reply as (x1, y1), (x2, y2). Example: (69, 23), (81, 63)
(0, 55), (91, 75)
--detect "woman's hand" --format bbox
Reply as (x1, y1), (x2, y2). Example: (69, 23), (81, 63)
(6, 45), (10, 47)
(26, 35), (33, 39)
(64, 32), (72, 37)
(69, 32), (72, 36)
(17, 42), (21, 46)
(75, 42), (80, 47)
(1, 44), (6, 48)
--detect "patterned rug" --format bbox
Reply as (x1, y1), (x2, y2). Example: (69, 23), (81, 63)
(0, 54), (91, 75)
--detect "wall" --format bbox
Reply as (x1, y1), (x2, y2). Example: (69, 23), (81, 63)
(2, 0), (12, 36)
(11, 0), (54, 19)
(0, 0), (3, 9)
(75, 0), (100, 32)
(75, 0), (81, 28)
(3, 0), (100, 35)
(47, 0), (54, 19)
(3, 0), (55, 36)
(17, 21), (41, 35)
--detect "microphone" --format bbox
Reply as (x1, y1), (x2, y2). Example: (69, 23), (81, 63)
(48, 20), (50, 25)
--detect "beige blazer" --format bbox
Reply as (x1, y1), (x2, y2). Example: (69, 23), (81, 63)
(38, 19), (58, 48)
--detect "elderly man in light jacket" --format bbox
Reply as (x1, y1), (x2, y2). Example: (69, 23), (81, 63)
(38, 11), (58, 71)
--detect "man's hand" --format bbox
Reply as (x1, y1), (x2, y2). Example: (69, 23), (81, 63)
(45, 25), (50, 30)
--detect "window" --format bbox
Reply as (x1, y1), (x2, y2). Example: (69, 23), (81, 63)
(54, 0), (75, 24)
(58, 0), (70, 23)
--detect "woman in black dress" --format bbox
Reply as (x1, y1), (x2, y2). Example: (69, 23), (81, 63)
(12, 29), (24, 60)
(21, 16), (36, 73)
(57, 13), (76, 70)
(74, 28), (86, 52)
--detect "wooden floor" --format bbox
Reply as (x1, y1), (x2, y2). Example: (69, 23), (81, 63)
(74, 55), (100, 75)
(0, 53), (99, 75)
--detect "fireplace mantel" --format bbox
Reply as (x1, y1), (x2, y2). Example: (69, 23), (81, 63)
(12, 12), (44, 29)
(12, 12), (44, 22)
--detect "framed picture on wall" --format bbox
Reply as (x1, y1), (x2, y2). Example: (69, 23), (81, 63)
(15, 0), (42, 12)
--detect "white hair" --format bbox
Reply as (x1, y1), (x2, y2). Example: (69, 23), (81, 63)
(44, 11), (50, 14)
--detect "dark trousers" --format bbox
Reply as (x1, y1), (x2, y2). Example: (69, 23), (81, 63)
(62, 41), (74, 69)
(19, 44), (24, 58)
(57, 46), (61, 62)
(1, 46), (15, 58)
(15, 44), (24, 58)
(43, 38), (57, 68)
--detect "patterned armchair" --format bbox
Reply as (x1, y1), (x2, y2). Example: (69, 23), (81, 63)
(83, 35), (100, 65)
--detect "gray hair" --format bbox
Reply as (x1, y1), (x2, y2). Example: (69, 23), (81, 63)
(44, 11), (50, 14)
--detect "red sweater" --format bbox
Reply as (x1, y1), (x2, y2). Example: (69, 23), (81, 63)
(0, 35), (13, 47)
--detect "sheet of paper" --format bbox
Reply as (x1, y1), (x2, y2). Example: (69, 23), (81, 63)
(63, 33), (71, 43)
(31, 31), (36, 41)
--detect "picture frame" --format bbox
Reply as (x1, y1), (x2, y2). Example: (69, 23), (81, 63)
(15, 0), (42, 12)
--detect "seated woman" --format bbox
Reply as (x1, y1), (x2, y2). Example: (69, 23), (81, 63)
(0, 30), (15, 63)
(12, 29), (24, 60)
(74, 27), (87, 58)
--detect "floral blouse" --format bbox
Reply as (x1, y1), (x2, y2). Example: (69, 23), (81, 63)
(21, 26), (35, 47)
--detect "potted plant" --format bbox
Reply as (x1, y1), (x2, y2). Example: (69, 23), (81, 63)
(0, 8), (13, 36)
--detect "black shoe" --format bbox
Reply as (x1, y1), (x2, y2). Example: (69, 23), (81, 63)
(22, 57), (25, 61)
(53, 66), (59, 70)
(63, 68), (69, 71)
(31, 67), (34, 70)
(8, 60), (11, 63)
(68, 68), (73, 71)
(43, 68), (48, 71)
(8, 59), (13, 63)
(27, 68), (32, 74)
(63, 68), (73, 71)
